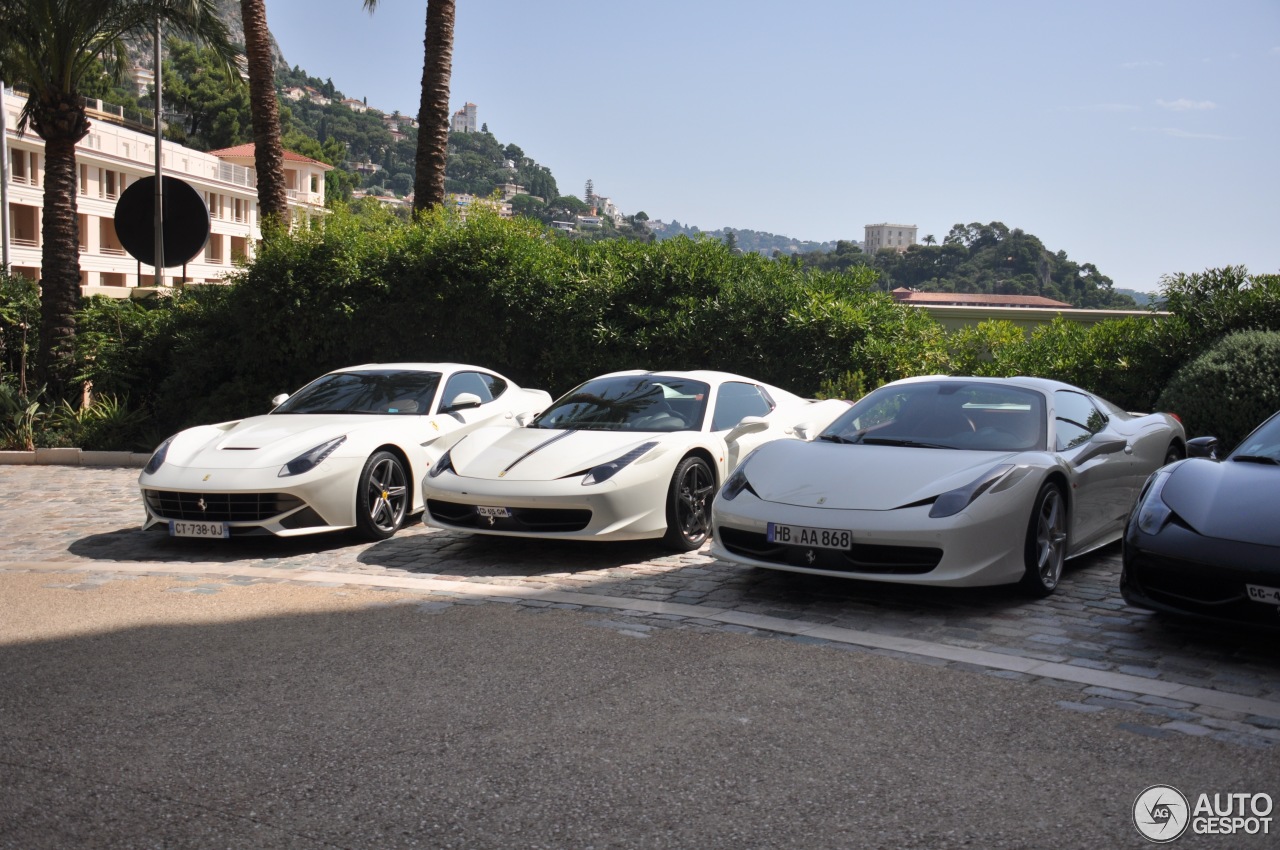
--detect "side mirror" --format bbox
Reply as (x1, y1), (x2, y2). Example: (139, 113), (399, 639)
(1187, 436), (1219, 461)
(516, 411), (537, 427)
(442, 392), (483, 413)
(726, 416), (769, 443)
(271, 393), (289, 408)
(790, 422), (815, 441)
(1072, 433), (1127, 465)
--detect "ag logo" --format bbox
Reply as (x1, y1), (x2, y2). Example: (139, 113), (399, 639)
(1134, 784), (1189, 843)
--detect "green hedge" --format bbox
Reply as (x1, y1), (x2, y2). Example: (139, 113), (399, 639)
(1156, 330), (1280, 451)
(3, 207), (1278, 450)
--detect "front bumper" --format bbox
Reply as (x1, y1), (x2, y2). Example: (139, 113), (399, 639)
(710, 493), (1030, 587)
(138, 457), (366, 537)
(1122, 522), (1280, 629)
(421, 470), (672, 542)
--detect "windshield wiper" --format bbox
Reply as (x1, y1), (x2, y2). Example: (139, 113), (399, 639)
(817, 433), (856, 444)
(861, 437), (952, 449)
(1232, 455), (1279, 465)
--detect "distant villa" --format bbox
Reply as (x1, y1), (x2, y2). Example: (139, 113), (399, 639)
(891, 288), (1072, 309)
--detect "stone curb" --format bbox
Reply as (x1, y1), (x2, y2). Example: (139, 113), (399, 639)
(0, 449), (150, 468)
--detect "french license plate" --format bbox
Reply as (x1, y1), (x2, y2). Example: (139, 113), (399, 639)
(767, 522), (851, 550)
(169, 520), (229, 539)
(476, 506), (511, 518)
(1246, 584), (1280, 606)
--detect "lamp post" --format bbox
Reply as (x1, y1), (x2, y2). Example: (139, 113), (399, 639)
(152, 20), (165, 287)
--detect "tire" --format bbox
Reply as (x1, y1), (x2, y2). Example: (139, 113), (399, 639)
(1163, 442), (1185, 466)
(662, 456), (715, 551)
(1020, 482), (1067, 597)
(355, 450), (409, 541)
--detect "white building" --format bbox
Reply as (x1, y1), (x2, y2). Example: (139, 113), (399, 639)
(863, 222), (918, 254)
(449, 102), (477, 133)
(3, 86), (330, 296)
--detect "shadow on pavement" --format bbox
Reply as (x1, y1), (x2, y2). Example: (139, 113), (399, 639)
(5, 581), (1276, 849)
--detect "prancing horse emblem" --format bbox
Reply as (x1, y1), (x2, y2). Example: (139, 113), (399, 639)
(197, 497), (207, 512)
(805, 549), (817, 565)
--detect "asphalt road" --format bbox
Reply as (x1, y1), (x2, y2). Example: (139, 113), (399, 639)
(1, 465), (1278, 849)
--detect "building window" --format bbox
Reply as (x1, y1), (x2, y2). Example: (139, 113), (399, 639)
(79, 164), (89, 195)
(206, 235), (223, 264)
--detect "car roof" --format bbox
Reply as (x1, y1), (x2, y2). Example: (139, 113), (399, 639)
(330, 363), (494, 375)
(883, 374), (1085, 396)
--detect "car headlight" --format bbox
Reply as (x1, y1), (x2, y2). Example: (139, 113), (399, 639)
(278, 436), (346, 478)
(428, 447), (455, 479)
(582, 442), (657, 486)
(142, 435), (175, 475)
(929, 463), (1025, 518)
(720, 462), (757, 501)
(1134, 470), (1173, 535)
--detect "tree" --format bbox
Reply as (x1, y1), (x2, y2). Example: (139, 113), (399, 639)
(240, 0), (288, 224)
(364, 1), (456, 213)
(0, 0), (236, 398)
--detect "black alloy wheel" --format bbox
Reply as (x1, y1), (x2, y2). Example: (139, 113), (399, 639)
(663, 456), (716, 551)
(356, 450), (409, 540)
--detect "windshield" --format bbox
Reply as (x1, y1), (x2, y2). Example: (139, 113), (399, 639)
(532, 375), (710, 432)
(272, 370), (441, 415)
(820, 381), (1047, 451)
(1229, 413), (1280, 464)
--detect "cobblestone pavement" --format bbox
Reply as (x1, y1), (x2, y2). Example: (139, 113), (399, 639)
(3, 465), (1278, 749)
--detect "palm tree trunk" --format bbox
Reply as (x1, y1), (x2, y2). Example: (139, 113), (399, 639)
(413, 0), (455, 213)
(31, 94), (90, 399)
(240, 0), (288, 224)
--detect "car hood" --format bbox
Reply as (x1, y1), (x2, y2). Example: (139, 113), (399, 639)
(742, 441), (1020, 510)
(1163, 458), (1280, 547)
(448, 426), (683, 481)
(162, 414), (398, 470)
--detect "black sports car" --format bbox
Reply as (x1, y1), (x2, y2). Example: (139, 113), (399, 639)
(1122, 411), (1280, 628)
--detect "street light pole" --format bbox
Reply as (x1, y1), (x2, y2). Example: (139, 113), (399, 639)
(152, 20), (165, 287)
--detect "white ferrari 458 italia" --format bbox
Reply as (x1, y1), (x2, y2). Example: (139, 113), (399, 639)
(710, 376), (1186, 596)
(139, 363), (552, 540)
(421, 370), (851, 550)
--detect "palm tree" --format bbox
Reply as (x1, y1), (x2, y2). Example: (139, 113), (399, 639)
(363, 0), (455, 212)
(0, 0), (236, 398)
(240, 0), (288, 224)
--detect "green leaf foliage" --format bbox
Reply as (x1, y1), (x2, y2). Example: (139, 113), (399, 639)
(1156, 330), (1280, 451)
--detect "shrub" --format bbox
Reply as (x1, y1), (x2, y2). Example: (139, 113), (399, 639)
(1156, 330), (1280, 450)
(0, 272), (39, 394)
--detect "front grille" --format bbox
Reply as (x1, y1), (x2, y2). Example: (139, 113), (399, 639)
(719, 526), (942, 574)
(1129, 552), (1280, 627)
(144, 490), (305, 523)
(427, 500), (591, 533)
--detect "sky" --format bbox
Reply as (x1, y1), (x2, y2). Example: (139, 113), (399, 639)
(265, 0), (1280, 293)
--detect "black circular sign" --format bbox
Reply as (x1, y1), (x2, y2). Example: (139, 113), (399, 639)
(114, 176), (211, 267)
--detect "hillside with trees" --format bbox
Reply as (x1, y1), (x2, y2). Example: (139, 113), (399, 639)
(800, 221), (1136, 308)
(651, 221), (838, 256)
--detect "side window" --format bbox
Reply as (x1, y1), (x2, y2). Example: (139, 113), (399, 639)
(1054, 390), (1107, 451)
(712, 382), (774, 431)
(441, 371), (502, 411)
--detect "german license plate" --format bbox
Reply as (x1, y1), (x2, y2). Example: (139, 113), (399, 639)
(169, 520), (229, 539)
(1246, 584), (1280, 606)
(767, 522), (851, 550)
(476, 506), (511, 518)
